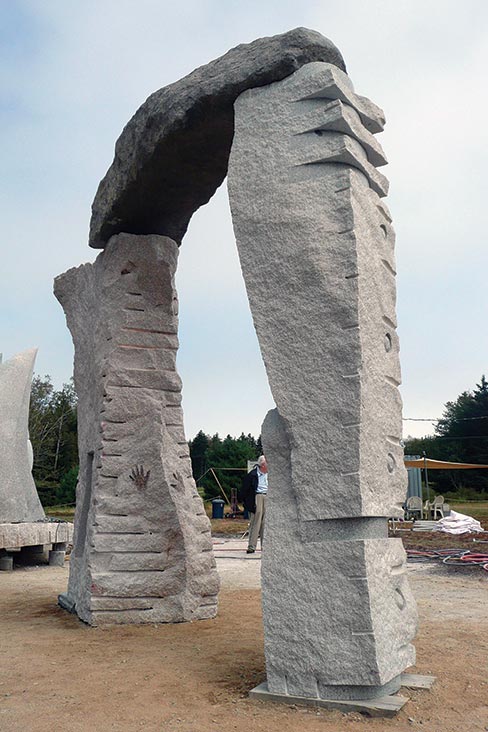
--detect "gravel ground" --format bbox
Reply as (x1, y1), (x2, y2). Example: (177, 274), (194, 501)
(0, 538), (487, 732)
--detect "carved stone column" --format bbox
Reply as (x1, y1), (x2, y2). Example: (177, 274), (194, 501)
(228, 62), (417, 699)
(54, 234), (219, 624)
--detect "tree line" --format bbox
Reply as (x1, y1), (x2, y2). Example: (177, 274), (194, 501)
(27, 374), (263, 507)
(188, 431), (262, 502)
(28, 375), (78, 507)
(28, 373), (487, 507)
(404, 375), (488, 497)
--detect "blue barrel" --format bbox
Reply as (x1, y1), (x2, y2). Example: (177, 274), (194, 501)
(211, 498), (225, 519)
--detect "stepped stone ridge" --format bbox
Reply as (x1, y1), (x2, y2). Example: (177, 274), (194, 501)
(0, 349), (45, 523)
(227, 60), (417, 699)
(54, 234), (219, 625)
(89, 28), (346, 249)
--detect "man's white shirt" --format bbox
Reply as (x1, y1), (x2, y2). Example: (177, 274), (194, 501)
(256, 467), (268, 494)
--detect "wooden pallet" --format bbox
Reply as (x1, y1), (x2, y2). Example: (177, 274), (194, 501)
(412, 521), (439, 532)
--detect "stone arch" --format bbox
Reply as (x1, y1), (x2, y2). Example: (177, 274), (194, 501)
(55, 27), (346, 626)
(89, 28), (345, 248)
(56, 27), (418, 703)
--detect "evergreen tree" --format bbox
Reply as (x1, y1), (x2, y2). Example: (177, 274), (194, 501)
(188, 430), (260, 501)
(189, 430), (210, 482)
(405, 375), (488, 495)
(433, 375), (488, 492)
(29, 375), (78, 506)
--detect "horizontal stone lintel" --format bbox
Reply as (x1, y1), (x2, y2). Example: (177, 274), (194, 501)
(0, 522), (73, 550)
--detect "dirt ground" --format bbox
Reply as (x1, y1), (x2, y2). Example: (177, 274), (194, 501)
(1, 543), (487, 732)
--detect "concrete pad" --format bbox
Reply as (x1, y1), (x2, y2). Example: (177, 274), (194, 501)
(400, 673), (436, 690)
(212, 538), (262, 589)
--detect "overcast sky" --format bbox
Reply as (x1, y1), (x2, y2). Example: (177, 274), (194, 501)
(2, 0), (487, 441)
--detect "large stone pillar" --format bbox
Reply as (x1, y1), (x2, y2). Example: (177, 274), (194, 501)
(228, 62), (417, 699)
(54, 234), (219, 625)
(0, 349), (45, 523)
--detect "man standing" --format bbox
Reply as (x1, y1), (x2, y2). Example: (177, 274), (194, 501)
(240, 455), (268, 554)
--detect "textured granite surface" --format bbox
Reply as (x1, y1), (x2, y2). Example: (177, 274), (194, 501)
(0, 521), (72, 550)
(89, 28), (346, 249)
(228, 62), (405, 522)
(260, 408), (416, 699)
(56, 31), (416, 697)
(54, 234), (219, 625)
(228, 61), (417, 698)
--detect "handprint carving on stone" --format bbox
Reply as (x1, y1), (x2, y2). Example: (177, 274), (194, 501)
(129, 464), (150, 490)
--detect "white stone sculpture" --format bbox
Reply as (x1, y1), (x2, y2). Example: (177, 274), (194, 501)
(227, 61), (417, 700)
(0, 349), (45, 523)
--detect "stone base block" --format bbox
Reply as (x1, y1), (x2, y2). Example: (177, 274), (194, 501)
(0, 555), (13, 571)
(249, 682), (408, 717)
(249, 674), (435, 717)
(58, 591), (219, 626)
(400, 673), (436, 690)
(0, 523), (73, 570)
(58, 593), (76, 613)
(49, 549), (66, 566)
(0, 522), (73, 551)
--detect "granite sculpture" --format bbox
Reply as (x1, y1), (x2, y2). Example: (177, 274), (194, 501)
(54, 234), (219, 624)
(55, 27), (417, 701)
(0, 349), (45, 523)
(227, 61), (417, 700)
(56, 27), (347, 626)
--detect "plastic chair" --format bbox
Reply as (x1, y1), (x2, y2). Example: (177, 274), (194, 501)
(429, 495), (445, 519)
(405, 496), (423, 520)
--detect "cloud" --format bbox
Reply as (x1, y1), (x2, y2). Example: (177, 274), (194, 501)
(2, 1), (487, 439)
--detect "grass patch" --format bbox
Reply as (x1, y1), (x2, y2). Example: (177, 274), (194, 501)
(210, 518), (249, 536)
(46, 507), (75, 520)
(45, 506), (249, 537)
(448, 501), (488, 520)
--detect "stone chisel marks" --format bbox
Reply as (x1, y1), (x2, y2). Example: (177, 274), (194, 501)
(228, 59), (417, 703)
(54, 234), (219, 625)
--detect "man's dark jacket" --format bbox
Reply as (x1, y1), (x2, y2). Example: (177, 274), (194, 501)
(240, 466), (258, 513)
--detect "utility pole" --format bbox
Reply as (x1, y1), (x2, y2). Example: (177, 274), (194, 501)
(422, 451), (431, 511)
